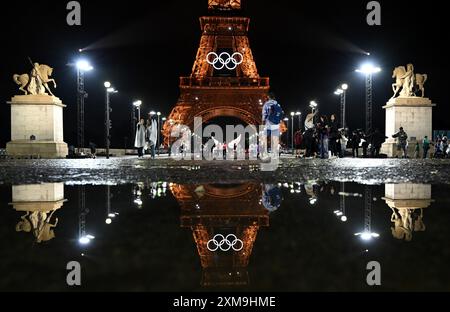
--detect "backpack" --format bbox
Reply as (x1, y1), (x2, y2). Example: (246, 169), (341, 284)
(268, 102), (284, 124)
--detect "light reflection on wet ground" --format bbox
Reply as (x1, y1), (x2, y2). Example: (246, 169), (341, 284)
(2, 158), (450, 185)
(1, 181), (449, 291)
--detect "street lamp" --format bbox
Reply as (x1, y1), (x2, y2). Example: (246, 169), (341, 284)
(295, 112), (302, 132)
(309, 101), (318, 124)
(356, 63), (381, 133)
(133, 100), (142, 120)
(290, 112), (295, 154)
(157, 112), (161, 155)
(74, 59), (93, 154)
(334, 83), (349, 129)
(132, 100), (142, 146)
(309, 101), (318, 113)
(104, 82), (118, 159)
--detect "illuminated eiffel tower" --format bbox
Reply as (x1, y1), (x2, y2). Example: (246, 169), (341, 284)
(162, 0), (270, 145)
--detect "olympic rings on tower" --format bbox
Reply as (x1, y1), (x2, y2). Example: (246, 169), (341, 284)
(207, 234), (244, 252)
(206, 52), (244, 70)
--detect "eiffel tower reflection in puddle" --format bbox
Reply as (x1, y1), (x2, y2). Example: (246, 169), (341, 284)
(171, 183), (281, 287)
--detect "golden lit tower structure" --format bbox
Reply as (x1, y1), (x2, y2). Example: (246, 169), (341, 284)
(162, 0), (270, 145)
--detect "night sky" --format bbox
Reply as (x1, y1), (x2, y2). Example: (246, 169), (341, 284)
(0, 0), (447, 148)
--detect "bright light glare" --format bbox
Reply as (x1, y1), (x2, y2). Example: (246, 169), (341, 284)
(355, 231), (380, 241)
(309, 198), (317, 205)
(341, 83), (348, 90)
(76, 60), (93, 71)
(133, 100), (142, 107)
(78, 235), (94, 245)
(79, 237), (90, 244)
(104, 81), (111, 88)
(356, 63), (381, 74)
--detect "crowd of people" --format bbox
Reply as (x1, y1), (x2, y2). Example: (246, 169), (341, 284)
(293, 112), (389, 159)
(132, 93), (443, 160)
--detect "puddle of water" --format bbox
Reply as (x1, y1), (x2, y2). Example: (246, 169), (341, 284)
(0, 181), (449, 291)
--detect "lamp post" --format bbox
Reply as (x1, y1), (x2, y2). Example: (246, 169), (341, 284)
(295, 112), (302, 131)
(104, 82), (118, 159)
(290, 112), (295, 154)
(75, 60), (93, 154)
(283, 117), (289, 151)
(309, 101), (318, 124)
(132, 100), (142, 145)
(334, 83), (348, 129)
(157, 112), (161, 155)
(356, 64), (381, 133)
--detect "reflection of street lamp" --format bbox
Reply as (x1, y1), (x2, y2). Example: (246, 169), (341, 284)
(356, 64), (381, 132)
(74, 60), (93, 154)
(78, 234), (95, 245)
(104, 82), (118, 159)
(105, 185), (118, 224)
(354, 186), (379, 241)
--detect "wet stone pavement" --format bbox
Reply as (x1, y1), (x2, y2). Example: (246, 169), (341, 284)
(1, 157), (450, 185)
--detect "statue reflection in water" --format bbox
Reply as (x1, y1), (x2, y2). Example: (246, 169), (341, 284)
(383, 184), (433, 242)
(10, 183), (66, 243)
(171, 182), (282, 287)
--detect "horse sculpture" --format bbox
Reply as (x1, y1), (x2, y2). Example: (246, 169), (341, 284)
(13, 64), (57, 96)
(391, 65), (428, 98)
(15, 210), (59, 243)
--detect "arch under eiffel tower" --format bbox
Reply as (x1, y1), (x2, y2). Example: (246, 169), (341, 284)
(162, 0), (270, 145)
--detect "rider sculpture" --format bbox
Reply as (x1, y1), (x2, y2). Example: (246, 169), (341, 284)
(391, 63), (427, 99)
(13, 61), (57, 96)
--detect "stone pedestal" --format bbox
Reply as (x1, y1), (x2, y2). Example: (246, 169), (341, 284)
(6, 95), (68, 158)
(380, 97), (435, 157)
(383, 184), (433, 210)
(382, 184), (433, 241)
(9, 183), (66, 243)
(10, 183), (66, 212)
